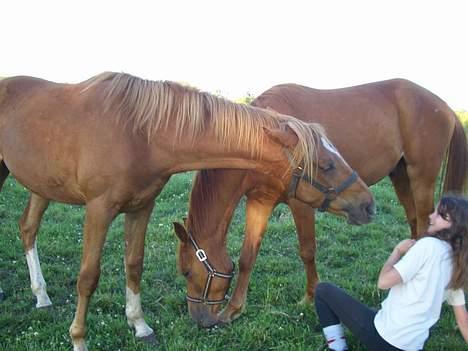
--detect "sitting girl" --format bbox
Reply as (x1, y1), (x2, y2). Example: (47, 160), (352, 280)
(315, 194), (468, 350)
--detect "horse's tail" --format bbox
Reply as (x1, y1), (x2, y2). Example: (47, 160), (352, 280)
(442, 114), (467, 194)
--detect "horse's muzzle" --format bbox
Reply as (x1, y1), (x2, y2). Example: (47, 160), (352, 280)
(188, 303), (220, 328)
(347, 200), (375, 225)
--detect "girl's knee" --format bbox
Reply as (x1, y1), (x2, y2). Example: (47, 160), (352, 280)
(315, 282), (339, 301)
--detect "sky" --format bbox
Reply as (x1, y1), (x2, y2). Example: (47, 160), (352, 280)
(1, 0), (467, 110)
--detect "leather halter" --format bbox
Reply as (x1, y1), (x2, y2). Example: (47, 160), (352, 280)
(285, 150), (359, 212)
(185, 231), (235, 305)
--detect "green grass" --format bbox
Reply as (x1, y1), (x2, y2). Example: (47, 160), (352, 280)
(0, 111), (467, 350)
(0, 174), (466, 350)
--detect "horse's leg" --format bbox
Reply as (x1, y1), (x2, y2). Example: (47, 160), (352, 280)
(124, 201), (157, 343)
(0, 160), (9, 301)
(218, 196), (276, 324)
(288, 198), (318, 304)
(19, 193), (51, 307)
(389, 159), (418, 238)
(405, 161), (439, 237)
(69, 200), (117, 351)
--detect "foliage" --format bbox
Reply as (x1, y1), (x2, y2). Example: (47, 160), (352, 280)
(0, 174), (466, 350)
(235, 93), (255, 105)
(456, 110), (468, 131)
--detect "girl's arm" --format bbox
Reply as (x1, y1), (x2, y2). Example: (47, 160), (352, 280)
(377, 239), (415, 289)
(453, 304), (468, 342)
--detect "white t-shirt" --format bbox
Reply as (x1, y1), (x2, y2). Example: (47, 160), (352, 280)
(374, 237), (465, 351)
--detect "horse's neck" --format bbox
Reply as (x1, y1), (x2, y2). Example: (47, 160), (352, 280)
(189, 170), (248, 246)
(154, 131), (287, 177)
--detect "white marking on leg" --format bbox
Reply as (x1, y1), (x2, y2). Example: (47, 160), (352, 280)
(26, 242), (52, 308)
(126, 286), (154, 338)
(72, 339), (88, 351)
(70, 318), (88, 351)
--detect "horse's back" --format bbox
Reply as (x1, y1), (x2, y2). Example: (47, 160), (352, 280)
(253, 80), (402, 183)
(255, 78), (455, 129)
(0, 76), (55, 106)
(252, 79), (456, 185)
(0, 76), (79, 128)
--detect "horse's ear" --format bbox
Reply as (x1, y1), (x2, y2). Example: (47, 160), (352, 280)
(263, 125), (298, 148)
(173, 222), (189, 243)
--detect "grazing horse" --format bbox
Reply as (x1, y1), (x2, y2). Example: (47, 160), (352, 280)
(174, 79), (467, 326)
(0, 73), (373, 350)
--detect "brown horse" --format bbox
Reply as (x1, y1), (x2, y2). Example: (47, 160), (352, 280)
(174, 78), (467, 327)
(0, 73), (373, 350)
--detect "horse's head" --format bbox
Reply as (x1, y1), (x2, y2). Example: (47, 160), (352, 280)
(173, 221), (234, 328)
(264, 121), (375, 224)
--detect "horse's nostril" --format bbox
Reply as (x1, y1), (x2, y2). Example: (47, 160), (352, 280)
(366, 203), (375, 216)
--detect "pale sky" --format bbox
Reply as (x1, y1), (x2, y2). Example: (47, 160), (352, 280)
(1, 0), (467, 110)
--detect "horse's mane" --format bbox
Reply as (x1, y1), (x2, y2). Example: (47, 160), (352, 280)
(187, 169), (231, 238)
(82, 72), (324, 179)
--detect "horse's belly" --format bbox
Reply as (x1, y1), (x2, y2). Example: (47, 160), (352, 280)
(6, 162), (84, 204)
(1, 141), (84, 204)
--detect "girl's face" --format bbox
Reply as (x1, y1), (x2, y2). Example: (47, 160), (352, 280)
(427, 206), (452, 234)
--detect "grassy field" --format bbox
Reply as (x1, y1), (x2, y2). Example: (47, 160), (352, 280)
(0, 169), (466, 350)
(0, 112), (466, 351)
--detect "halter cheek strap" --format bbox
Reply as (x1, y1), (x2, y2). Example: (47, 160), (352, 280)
(291, 170), (358, 211)
(186, 232), (235, 305)
(284, 150), (359, 212)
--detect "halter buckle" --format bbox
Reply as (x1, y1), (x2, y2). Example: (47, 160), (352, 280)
(195, 249), (207, 262)
(292, 167), (304, 177)
(324, 188), (338, 199)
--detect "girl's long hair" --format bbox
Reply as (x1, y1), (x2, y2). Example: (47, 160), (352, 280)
(431, 194), (468, 289)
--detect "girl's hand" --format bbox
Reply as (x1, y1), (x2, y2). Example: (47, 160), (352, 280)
(377, 239), (415, 289)
(395, 239), (416, 255)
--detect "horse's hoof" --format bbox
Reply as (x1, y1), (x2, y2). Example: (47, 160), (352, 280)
(37, 304), (54, 311)
(137, 332), (159, 346)
(216, 313), (233, 325)
(216, 310), (233, 325)
(217, 304), (244, 325)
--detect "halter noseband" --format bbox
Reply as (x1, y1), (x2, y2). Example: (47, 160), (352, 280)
(285, 150), (359, 212)
(185, 231), (235, 305)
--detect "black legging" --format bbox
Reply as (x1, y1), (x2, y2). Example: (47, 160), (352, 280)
(314, 282), (402, 351)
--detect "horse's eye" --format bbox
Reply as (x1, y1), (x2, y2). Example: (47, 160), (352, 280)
(182, 271), (191, 278)
(320, 162), (335, 172)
